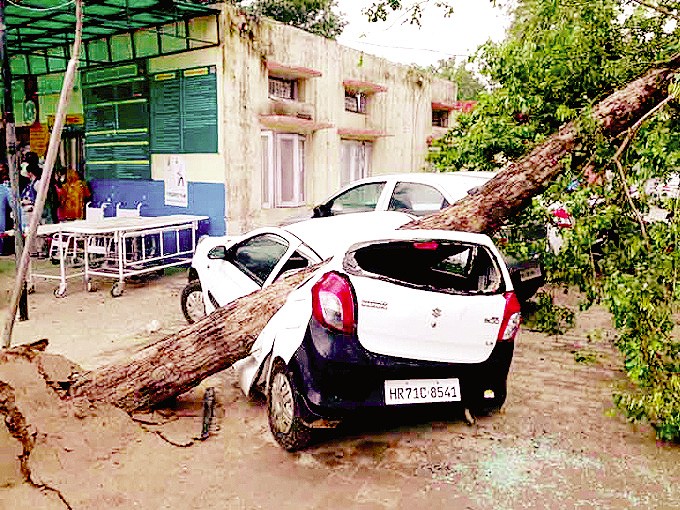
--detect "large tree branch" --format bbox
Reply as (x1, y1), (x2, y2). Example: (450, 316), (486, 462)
(402, 54), (680, 233)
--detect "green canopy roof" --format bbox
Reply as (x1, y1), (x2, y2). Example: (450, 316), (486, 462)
(4, 0), (222, 75)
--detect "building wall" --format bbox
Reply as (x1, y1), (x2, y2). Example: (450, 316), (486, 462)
(220, 7), (456, 232)
(27, 6), (456, 236)
(90, 26), (227, 236)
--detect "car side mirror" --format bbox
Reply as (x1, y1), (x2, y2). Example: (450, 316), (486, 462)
(313, 203), (332, 218)
(207, 246), (227, 260)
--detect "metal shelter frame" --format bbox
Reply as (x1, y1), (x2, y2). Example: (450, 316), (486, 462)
(4, 0), (222, 76)
(0, 1), (222, 344)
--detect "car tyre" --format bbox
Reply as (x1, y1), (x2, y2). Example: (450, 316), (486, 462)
(267, 361), (312, 451)
(181, 280), (206, 324)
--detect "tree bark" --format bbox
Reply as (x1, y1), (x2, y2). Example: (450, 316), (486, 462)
(71, 55), (680, 413)
(70, 268), (315, 411)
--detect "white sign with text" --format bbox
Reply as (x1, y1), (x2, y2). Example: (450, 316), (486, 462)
(164, 156), (188, 207)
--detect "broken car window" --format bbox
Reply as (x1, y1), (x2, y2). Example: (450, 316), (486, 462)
(344, 240), (503, 295)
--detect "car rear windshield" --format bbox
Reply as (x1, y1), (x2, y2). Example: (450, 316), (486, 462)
(343, 239), (504, 295)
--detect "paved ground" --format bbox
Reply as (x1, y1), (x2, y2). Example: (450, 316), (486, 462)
(1, 259), (678, 509)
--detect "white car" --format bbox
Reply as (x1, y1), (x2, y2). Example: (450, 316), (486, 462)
(308, 171), (496, 219)
(180, 212), (417, 323)
(181, 213), (522, 450)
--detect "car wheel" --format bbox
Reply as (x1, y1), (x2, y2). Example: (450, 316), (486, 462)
(267, 361), (312, 451)
(181, 280), (206, 324)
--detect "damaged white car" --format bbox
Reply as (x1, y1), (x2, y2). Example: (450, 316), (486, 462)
(182, 213), (524, 450)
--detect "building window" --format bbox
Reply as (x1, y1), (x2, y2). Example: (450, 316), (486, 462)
(261, 131), (305, 208)
(344, 91), (367, 114)
(340, 140), (372, 186)
(432, 109), (449, 128)
(268, 76), (297, 100)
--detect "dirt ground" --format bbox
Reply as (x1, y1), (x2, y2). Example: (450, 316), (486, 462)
(0, 257), (679, 509)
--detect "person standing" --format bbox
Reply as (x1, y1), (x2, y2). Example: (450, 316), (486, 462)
(56, 168), (90, 221)
(0, 163), (12, 254)
(20, 152), (41, 231)
(20, 151), (60, 225)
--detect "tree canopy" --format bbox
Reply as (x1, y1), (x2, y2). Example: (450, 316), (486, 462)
(427, 0), (680, 441)
(428, 57), (486, 101)
(234, 0), (347, 39)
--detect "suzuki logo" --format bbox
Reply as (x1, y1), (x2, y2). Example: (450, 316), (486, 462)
(430, 308), (442, 328)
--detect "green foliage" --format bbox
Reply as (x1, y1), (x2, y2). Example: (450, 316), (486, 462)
(522, 291), (576, 335)
(235, 0), (346, 39)
(427, 0), (675, 171)
(363, 1), (454, 26)
(427, 57), (486, 100)
(427, 0), (680, 440)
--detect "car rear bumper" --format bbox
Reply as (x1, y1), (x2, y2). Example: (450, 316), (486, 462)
(289, 318), (514, 423)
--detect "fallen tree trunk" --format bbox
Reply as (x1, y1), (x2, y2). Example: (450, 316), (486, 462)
(72, 56), (679, 412)
(70, 268), (315, 411)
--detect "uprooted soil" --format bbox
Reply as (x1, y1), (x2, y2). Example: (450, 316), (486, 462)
(0, 263), (678, 509)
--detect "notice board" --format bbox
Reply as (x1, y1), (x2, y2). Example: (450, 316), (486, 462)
(82, 64), (151, 180)
(150, 65), (218, 154)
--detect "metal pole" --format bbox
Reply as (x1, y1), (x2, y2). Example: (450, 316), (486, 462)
(0, 0), (28, 323)
(2, 0), (83, 348)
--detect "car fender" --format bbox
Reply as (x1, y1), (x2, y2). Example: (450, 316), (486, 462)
(238, 276), (319, 396)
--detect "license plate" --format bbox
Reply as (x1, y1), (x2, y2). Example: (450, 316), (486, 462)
(520, 266), (542, 281)
(384, 378), (461, 405)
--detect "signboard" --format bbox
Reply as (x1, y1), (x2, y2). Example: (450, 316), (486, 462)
(82, 65), (150, 181)
(47, 114), (86, 129)
(182, 67), (218, 153)
(164, 155), (188, 207)
(150, 72), (182, 152)
(29, 122), (49, 157)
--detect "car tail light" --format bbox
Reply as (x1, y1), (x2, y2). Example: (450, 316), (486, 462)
(552, 207), (573, 228)
(497, 291), (521, 342)
(312, 272), (356, 334)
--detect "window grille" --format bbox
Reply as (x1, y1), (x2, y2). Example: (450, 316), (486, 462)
(344, 91), (366, 114)
(432, 109), (449, 128)
(269, 77), (297, 100)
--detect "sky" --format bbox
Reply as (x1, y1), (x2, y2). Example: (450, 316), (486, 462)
(335, 0), (512, 67)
